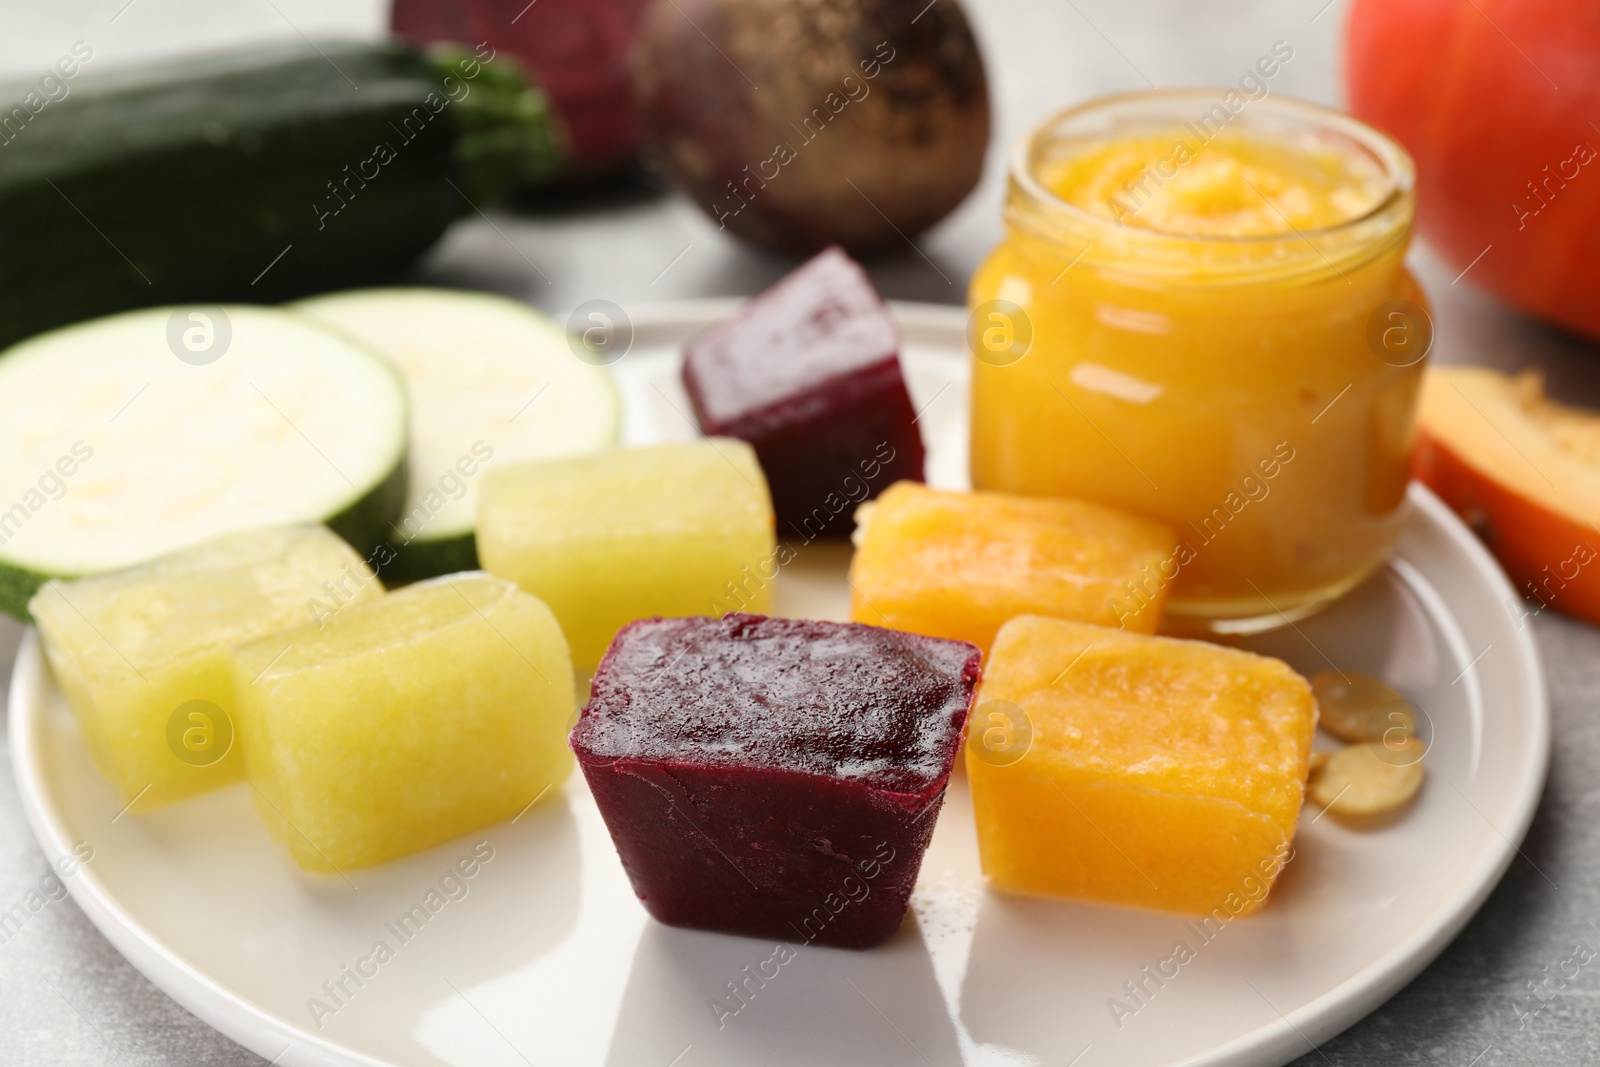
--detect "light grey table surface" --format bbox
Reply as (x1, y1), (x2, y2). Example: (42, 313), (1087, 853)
(2, 1), (1597, 1064)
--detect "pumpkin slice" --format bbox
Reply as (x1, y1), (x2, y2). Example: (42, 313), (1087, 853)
(1414, 365), (1600, 624)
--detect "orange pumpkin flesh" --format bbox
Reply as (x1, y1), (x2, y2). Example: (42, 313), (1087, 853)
(1415, 366), (1600, 624)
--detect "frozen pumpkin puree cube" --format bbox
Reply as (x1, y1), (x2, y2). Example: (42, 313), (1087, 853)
(848, 482), (1177, 652)
(476, 440), (776, 667)
(968, 616), (1314, 915)
(571, 613), (981, 949)
(28, 525), (382, 811)
(231, 573), (573, 871)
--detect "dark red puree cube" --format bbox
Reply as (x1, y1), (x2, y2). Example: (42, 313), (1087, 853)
(681, 247), (926, 539)
(571, 613), (980, 949)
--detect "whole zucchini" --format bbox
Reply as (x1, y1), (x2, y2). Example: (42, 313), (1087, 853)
(0, 41), (562, 349)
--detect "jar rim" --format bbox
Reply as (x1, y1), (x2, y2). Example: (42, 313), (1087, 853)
(1010, 88), (1416, 247)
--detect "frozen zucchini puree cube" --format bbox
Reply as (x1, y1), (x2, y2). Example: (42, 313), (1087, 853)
(476, 440), (776, 666)
(849, 481), (1177, 652)
(572, 613), (980, 949)
(29, 525), (381, 811)
(231, 573), (573, 872)
(969, 616), (1315, 916)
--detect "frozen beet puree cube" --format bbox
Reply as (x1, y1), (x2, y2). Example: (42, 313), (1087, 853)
(681, 247), (926, 537)
(571, 613), (979, 949)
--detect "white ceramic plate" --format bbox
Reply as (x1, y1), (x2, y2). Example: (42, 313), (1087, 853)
(10, 301), (1548, 1067)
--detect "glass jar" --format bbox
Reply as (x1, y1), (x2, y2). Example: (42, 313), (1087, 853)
(969, 90), (1429, 633)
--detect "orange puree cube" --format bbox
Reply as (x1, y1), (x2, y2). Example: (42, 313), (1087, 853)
(968, 616), (1314, 915)
(847, 482), (1176, 652)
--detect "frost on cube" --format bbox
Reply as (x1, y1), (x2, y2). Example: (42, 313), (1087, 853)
(849, 482), (1178, 652)
(230, 573), (574, 871)
(476, 440), (776, 667)
(571, 614), (980, 949)
(968, 616), (1315, 916)
(681, 247), (926, 537)
(29, 525), (381, 810)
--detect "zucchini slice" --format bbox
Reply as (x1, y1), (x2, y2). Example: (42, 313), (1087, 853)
(293, 288), (619, 583)
(0, 306), (406, 618)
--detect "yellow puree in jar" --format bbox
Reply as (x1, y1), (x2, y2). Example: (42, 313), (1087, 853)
(1047, 129), (1388, 236)
(970, 124), (1426, 629)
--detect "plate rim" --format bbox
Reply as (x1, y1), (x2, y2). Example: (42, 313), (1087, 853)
(7, 299), (1551, 1067)
(1191, 484), (1549, 1066)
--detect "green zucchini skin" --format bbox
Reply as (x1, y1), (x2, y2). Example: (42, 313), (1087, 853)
(380, 532), (481, 588)
(0, 559), (53, 623)
(0, 453), (409, 624)
(325, 452), (413, 583)
(0, 42), (499, 349)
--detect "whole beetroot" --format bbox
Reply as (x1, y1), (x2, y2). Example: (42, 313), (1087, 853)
(632, 0), (990, 254)
(393, 0), (652, 174)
